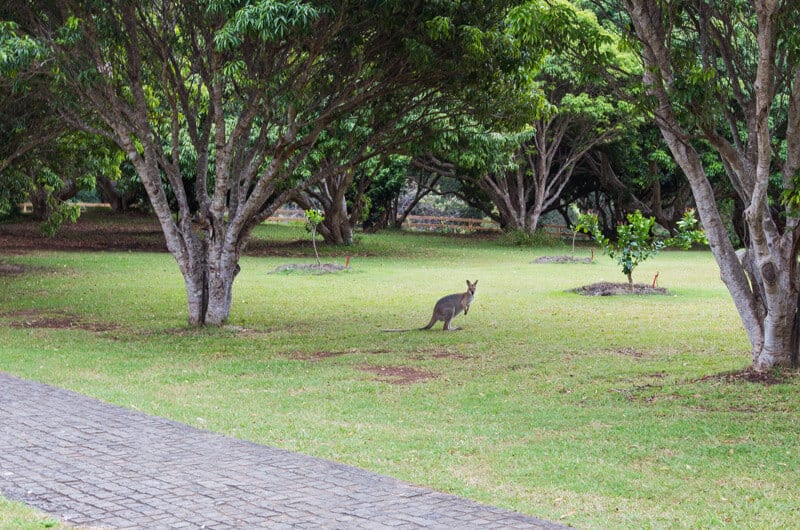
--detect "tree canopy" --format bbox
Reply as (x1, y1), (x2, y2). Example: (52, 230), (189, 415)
(5, 0), (550, 325)
(591, 0), (800, 369)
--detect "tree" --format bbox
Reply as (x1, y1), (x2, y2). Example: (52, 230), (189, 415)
(576, 208), (706, 287)
(0, 21), (123, 230)
(11, 0), (541, 326)
(407, 1), (633, 235)
(484, 54), (632, 234)
(291, 106), (421, 246)
(0, 20), (58, 218)
(595, 0), (800, 369)
(304, 208), (323, 266)
(574, 124), (696, 235)
(362, 155), (411, 231)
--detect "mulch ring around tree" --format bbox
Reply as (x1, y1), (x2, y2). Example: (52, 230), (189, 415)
(572, 282), (670, 296)
(269, 263), (350, 274)
(533, 255), (593, 264)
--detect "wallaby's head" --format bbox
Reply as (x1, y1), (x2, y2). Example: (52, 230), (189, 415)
(466, 280), (478, 295)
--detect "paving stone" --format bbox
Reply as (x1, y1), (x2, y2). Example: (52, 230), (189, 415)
(0, 371), (566, 529)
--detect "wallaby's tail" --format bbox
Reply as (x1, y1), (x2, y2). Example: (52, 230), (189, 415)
(421, 313), (436, 330)
(381, 328), (416, 332)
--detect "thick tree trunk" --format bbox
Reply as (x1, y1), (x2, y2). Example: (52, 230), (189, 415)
(625, 0), (798, 370)
(319, 193), (354, 245)
(97, 175), (137, 212)
(29, 174), (77, 221)
(480, 167), (529, 232)
(527, 200), (544, 235)
(170, 224), (243, 326)
(296, 169), (355, 245)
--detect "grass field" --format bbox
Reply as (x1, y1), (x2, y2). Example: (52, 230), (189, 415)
(1, 220), (798, 528)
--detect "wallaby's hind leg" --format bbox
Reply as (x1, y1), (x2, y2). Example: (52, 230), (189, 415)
(442, 309), (460, 331)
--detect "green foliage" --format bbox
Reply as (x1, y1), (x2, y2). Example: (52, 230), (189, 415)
(39, 201), (80, 237)
(666, 208), (708, 250)
(575, 208), (706, 286)
(498, 228), (563, 247)
(213, 0), (326, 49)
(507, 0), (614, 62)
(0, 172), (27, 219)
(0, 21), (47, 80)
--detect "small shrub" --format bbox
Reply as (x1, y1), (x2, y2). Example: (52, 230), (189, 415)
(499, 228), (564, 247)
(304, 209), (324, 265)
(574, 208), (707, 286)
(498, 229), (534, 246)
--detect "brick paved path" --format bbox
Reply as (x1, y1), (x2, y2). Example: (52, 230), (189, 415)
(0, 372), (565, 529)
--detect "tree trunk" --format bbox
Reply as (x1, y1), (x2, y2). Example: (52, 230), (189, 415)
(319, 193), (354, 245)
(29, 185), (50, 221)
(479, 167), (529, 232)
(527, 199), (544, 235)
(97, 175), (137, 212)
(296, 168), (355, 245)
(29, 175), (77, 221)
(624, 0), (799, 370)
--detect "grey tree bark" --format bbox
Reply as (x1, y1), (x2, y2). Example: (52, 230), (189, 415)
(622, 0), (800, 369)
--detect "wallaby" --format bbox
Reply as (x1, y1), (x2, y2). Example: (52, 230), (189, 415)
(383, 280), (477, 332)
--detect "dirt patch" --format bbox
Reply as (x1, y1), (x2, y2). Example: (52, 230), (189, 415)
(357, 364), (438, 385)
(291, 350), (350, 361)
(284, 349), (392, 361)
(5, 309), (118, 332)
(269, 263), (350, 274)
(695, 367), (794, 386)
(617, 367), (794, 407)
(571, 282), (669, 296)
(608, 347), (646, 358)
(0, 262), (29, 276)
(410, 348), (470, 361)
(0, 211), (168, 253)
(533, 255), (593, 264)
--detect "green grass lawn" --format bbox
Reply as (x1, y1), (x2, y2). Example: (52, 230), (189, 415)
(1, 223), (797, 528)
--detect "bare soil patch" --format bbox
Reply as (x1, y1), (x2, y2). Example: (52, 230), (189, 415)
(0, 262), (29, 276)
(0, 211), (378, 257)
(607, 347), (647, 358)
(0, 211), (167, 253)
(410, 348), (470, 361)
(695, 367), (794, 386)
(572, 282), (669, 296)
(5, 309), (118, 332)
(533, 255), (593, 264)
(357, 364), (438, 385)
